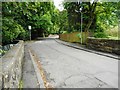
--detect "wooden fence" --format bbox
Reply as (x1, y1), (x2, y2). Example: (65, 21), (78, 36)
(59, 32), (89, 44)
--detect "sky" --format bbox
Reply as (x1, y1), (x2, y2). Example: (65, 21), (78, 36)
(53, 0), (64, 11)
(53, 0), (97, 11)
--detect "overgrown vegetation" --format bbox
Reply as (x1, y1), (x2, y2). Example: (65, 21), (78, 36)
(2, 1), (59, 44)
(2, 1), (119, 45)
(2, 17), (26, 44)
(62, 1), (119, 39)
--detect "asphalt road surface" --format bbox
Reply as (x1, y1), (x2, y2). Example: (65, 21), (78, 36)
(28, 39), (118, 88)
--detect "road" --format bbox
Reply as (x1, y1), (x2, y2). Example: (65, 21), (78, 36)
(28, 39), (118, 88)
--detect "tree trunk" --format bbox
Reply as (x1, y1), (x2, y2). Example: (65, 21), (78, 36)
(84, 2), (97, 44)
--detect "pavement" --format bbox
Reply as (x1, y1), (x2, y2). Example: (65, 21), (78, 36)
(22, 43), (40, 88)
(28, 38), (118, 88)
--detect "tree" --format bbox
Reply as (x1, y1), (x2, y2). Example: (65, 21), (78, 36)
(2, 2), (58, 42)
(2, 17), (25, 44)
(63, 1), (118, 36)
(96, 2), (118, 31)
(58, 10), (69, 34)
(63, 1), (98, 33)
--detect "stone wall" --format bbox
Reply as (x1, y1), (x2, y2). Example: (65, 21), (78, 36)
(0, 44), (16, 57)
(1, 40), (24, 89)
(87, 37), (120, 55)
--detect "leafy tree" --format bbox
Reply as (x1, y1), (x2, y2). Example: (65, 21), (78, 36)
(96, 2), (118, 31)
(58, 10), (69, 34)
(63, 1), (98, 33)
(2, 2), (30, 43)
(62, 1), (118, 39)
(2, 2), (58, 42)
(2, 17), (25, 44)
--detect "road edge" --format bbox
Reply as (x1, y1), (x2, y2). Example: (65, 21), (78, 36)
(55, 39), (119, 60)
(29, 50), (45, 88)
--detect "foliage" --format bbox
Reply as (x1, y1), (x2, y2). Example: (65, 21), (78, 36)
(63, 1), (97, 33)
(2, 2), (58, 43)
(94, 32), (108, 38)
(94, 2), (118, 39)
(58, 10), (69, 34)
(96, 2), (118, 31)
(105, 26), (118, 37)
(2, 1), (119, 44)
(117, 2), (120, 19)
(19, 80), (23, 89)
(62, 1), (118, 38)
(0, 49), (7, 57)
(2, 17), (26, 44)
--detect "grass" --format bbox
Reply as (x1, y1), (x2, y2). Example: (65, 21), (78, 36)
(19, 80), (23, 89)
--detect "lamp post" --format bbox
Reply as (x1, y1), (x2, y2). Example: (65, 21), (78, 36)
(76, 1), (82, 44)
(80, 1), (82, 45)
(28, 25), (31, 40)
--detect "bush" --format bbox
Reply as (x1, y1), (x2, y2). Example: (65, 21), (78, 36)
(17, 30), (29, 40)
(2, 17), (26, 44)
(0, 49), (7, 56)
(105, 26), (118, 37)
(94, 32), (108, 38)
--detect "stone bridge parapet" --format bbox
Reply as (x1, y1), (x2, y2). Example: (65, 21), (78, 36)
(1, 40), (24, 89)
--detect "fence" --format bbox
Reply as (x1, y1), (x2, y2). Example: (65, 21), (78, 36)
(59, 32), (89, 44)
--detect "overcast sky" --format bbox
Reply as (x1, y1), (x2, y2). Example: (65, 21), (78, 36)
(53, 0), (64, 11)
(53, 0), (96, 11)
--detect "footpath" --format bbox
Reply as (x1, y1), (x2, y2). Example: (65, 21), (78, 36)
(55, 39), (119, 60)
(22, 43), (39, 88)
(22, 42), (45, 88)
